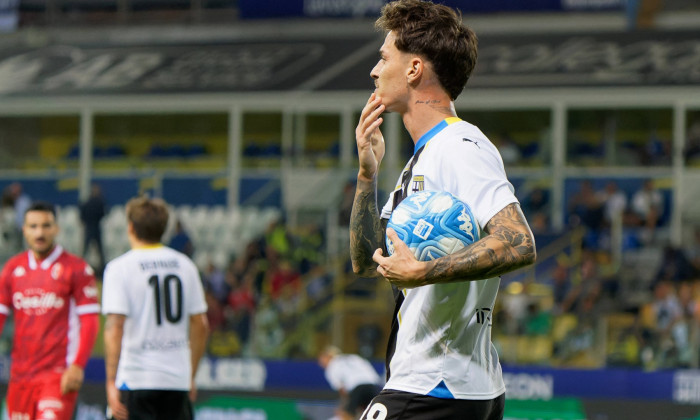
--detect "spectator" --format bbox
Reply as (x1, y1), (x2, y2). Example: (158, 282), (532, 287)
(683, 227), (700, 278)
(646, 281), (688, 367)
(552, 259), (572, 315)
(79, 183), (107, 271)
(269, 259), (301, 301)
(202, 260), (229, 304)
(560, 250), (602, 315)
(597, 181), (627, 228)
(684, 121), (700, 164)
(227, 271), (257, 351)
(654, 246), (694, 286)
(521, 187), (549, 218)
(492, 133), (521, 166)
(631, 179), (663, 232)
(204, 291), (226, 331)
(168, 219), (194, 258)
(567, 180), (604, 231)
(5, 183), (31, 252)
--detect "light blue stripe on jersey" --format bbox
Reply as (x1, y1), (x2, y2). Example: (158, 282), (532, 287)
(428, 380), (455, 399)
(119, 382), (131, 391)
(413, 117), (462, 155)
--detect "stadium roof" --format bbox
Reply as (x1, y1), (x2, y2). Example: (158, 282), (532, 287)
(0, 16), (699, 97)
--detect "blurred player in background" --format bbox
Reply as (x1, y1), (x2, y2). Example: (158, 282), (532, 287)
(318, 345), (383, 420)
(0, 201), (100, 420)
(102, 196), (209, 420)
(349, 0), (536, 419)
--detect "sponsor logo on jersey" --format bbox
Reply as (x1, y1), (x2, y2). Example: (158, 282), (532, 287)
(13, 290), (65, 314)
(462, 138), (480, 148)
(10, 412), (30, 420)
(141, 338), (188, 351)
(51, 263), (63, 280)
(12, 266), (26, 277)
(476, 307), (492, 325)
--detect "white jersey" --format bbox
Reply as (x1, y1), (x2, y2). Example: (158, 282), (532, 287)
(325, 354), (382, 392)
(102, 245), (207, 391)
(381, 117), (517, 400)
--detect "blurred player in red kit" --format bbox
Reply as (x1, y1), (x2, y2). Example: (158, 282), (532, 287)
(0, 201), (100, 420)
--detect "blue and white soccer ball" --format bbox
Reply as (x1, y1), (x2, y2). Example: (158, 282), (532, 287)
(386, 190), (479, 261)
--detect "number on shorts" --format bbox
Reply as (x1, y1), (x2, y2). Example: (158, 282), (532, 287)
(362, 402), (388, 420)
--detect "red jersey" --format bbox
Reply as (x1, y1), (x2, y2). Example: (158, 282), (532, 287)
(0, 245), (99, 382)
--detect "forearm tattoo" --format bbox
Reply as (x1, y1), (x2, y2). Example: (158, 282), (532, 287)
(349, 180), (384, 277)
(426, 203), (536, 283)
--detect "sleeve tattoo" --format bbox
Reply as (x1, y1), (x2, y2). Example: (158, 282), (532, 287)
(425, 203), (536, 283)
(349, 180), (386, 277)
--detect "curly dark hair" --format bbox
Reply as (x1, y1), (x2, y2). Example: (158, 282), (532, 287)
(375, 0), (478, 100)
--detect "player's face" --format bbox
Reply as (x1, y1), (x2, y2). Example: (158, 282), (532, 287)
(371, 31), (412, 113)
(23, 210), (59, 256)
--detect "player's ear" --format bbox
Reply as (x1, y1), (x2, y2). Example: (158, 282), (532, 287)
(406, 57), (423, 84)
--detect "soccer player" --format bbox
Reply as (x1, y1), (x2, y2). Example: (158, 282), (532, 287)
(0, 201), (100, 420)
(318, 345), (383, 420)
(102, 196), (209, 420)
(349, 1), (537, 419)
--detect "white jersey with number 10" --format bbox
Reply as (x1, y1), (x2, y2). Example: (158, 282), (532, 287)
(102, 245), (207, 391)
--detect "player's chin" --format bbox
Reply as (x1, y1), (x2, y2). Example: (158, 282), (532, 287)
(30, 241), (50, 253)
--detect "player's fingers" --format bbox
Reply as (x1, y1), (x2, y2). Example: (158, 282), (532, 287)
(115, 404), (128, 420)
(386, 228), (405, 248)
(363, 117), (384, 141)
(359, 96), (383, 129)
(372, 247), (383, 259)
(360, 92), (378, 118)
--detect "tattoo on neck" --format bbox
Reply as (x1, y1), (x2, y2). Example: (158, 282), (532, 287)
(415, 99), (441, 105)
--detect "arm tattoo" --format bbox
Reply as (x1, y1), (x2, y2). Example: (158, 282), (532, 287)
(425, 203), (536, 283)
(349, 179), (385, 277)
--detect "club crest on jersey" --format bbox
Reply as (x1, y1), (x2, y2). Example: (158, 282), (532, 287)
(411, 175), (425, 193)
(84, 264), (94, 276)
(51, 263), (63, 280)
(13, 266), (26, 277)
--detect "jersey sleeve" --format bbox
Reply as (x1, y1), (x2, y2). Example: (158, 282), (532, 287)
(437, 136), (518, 229)
(186, 260), (208, 315)
(72, 260), (100, 315)
(0, 260), (13, 316)
(101, 260), (130, 316)
(325, 362), (342, 391)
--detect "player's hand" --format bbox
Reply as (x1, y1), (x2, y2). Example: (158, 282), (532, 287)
(106, 382), (128, 420)
(60, 364), (84, 395)
(373, 228), (427, 288)
(356, 92), (386, 182)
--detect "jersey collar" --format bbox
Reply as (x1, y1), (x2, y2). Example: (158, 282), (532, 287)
(28, 245), (63, 270)
(133, 243), (164, 250)
(413, 117), (461, 155)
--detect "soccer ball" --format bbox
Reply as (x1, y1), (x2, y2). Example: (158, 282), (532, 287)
(386, 190), (479, 261)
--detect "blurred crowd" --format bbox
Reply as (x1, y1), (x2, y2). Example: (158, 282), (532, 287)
(502, 175), (700, 370)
